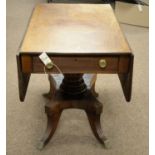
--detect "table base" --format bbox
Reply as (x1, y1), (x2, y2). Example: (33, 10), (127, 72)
(38, 74), (108, 149)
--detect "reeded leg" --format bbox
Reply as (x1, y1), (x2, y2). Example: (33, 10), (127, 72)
(37, 111), (62, 150)
(85, 110), (107, 147)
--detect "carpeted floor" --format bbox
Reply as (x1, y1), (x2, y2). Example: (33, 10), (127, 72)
(6, 0), (149, 155)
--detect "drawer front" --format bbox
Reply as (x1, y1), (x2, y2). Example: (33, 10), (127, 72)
(32, 56), (119, 73)
(21, 55), (131, 74)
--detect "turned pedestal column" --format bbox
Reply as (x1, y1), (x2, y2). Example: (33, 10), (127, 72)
(38, 74), (108, 149)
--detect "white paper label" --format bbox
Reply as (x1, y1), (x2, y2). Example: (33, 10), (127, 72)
(39, 52), (53, 66)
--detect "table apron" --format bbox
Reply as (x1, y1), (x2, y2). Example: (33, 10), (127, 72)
(21, 55), (131, 74)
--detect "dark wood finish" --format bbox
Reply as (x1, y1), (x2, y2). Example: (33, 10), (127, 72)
(21, 55), (32, 73)
(21, 55), (122, 74)
(18, 3), (134, 102)
(118, 54), (134, 101)
(17, 4), (134, 149)
(60, 74), (87, 96)
(118, 55), (130, 73)
(33, 56), (118, 74)
(85, 111), (107, 144)
(43, 74), (98, 99)
(38, 74), (107, 149)
(38, 110), (62, 150)
(16, 55), (31, 101)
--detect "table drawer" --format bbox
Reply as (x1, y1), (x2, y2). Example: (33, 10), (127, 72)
(21, 56), (119, 73)
(31, 56), (118, 73)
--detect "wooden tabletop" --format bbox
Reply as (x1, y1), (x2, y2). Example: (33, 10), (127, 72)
(20, 4), (131, 54)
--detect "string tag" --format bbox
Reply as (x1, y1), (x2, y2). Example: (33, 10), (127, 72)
(39, 52), (53, 69)
(39, 52), (63, 74)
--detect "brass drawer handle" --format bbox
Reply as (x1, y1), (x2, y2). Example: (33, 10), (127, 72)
(99, 59), (107, 69)
(46, 63), (53, 69)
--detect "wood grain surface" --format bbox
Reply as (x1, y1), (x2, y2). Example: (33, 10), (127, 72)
(20, 4), (131, 54)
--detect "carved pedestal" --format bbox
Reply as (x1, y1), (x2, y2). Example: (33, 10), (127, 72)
(38, 74), (108, 149)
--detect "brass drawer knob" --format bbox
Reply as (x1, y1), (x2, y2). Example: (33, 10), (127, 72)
(99, 59), (107, 69)
(46, 62), (53, 69)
